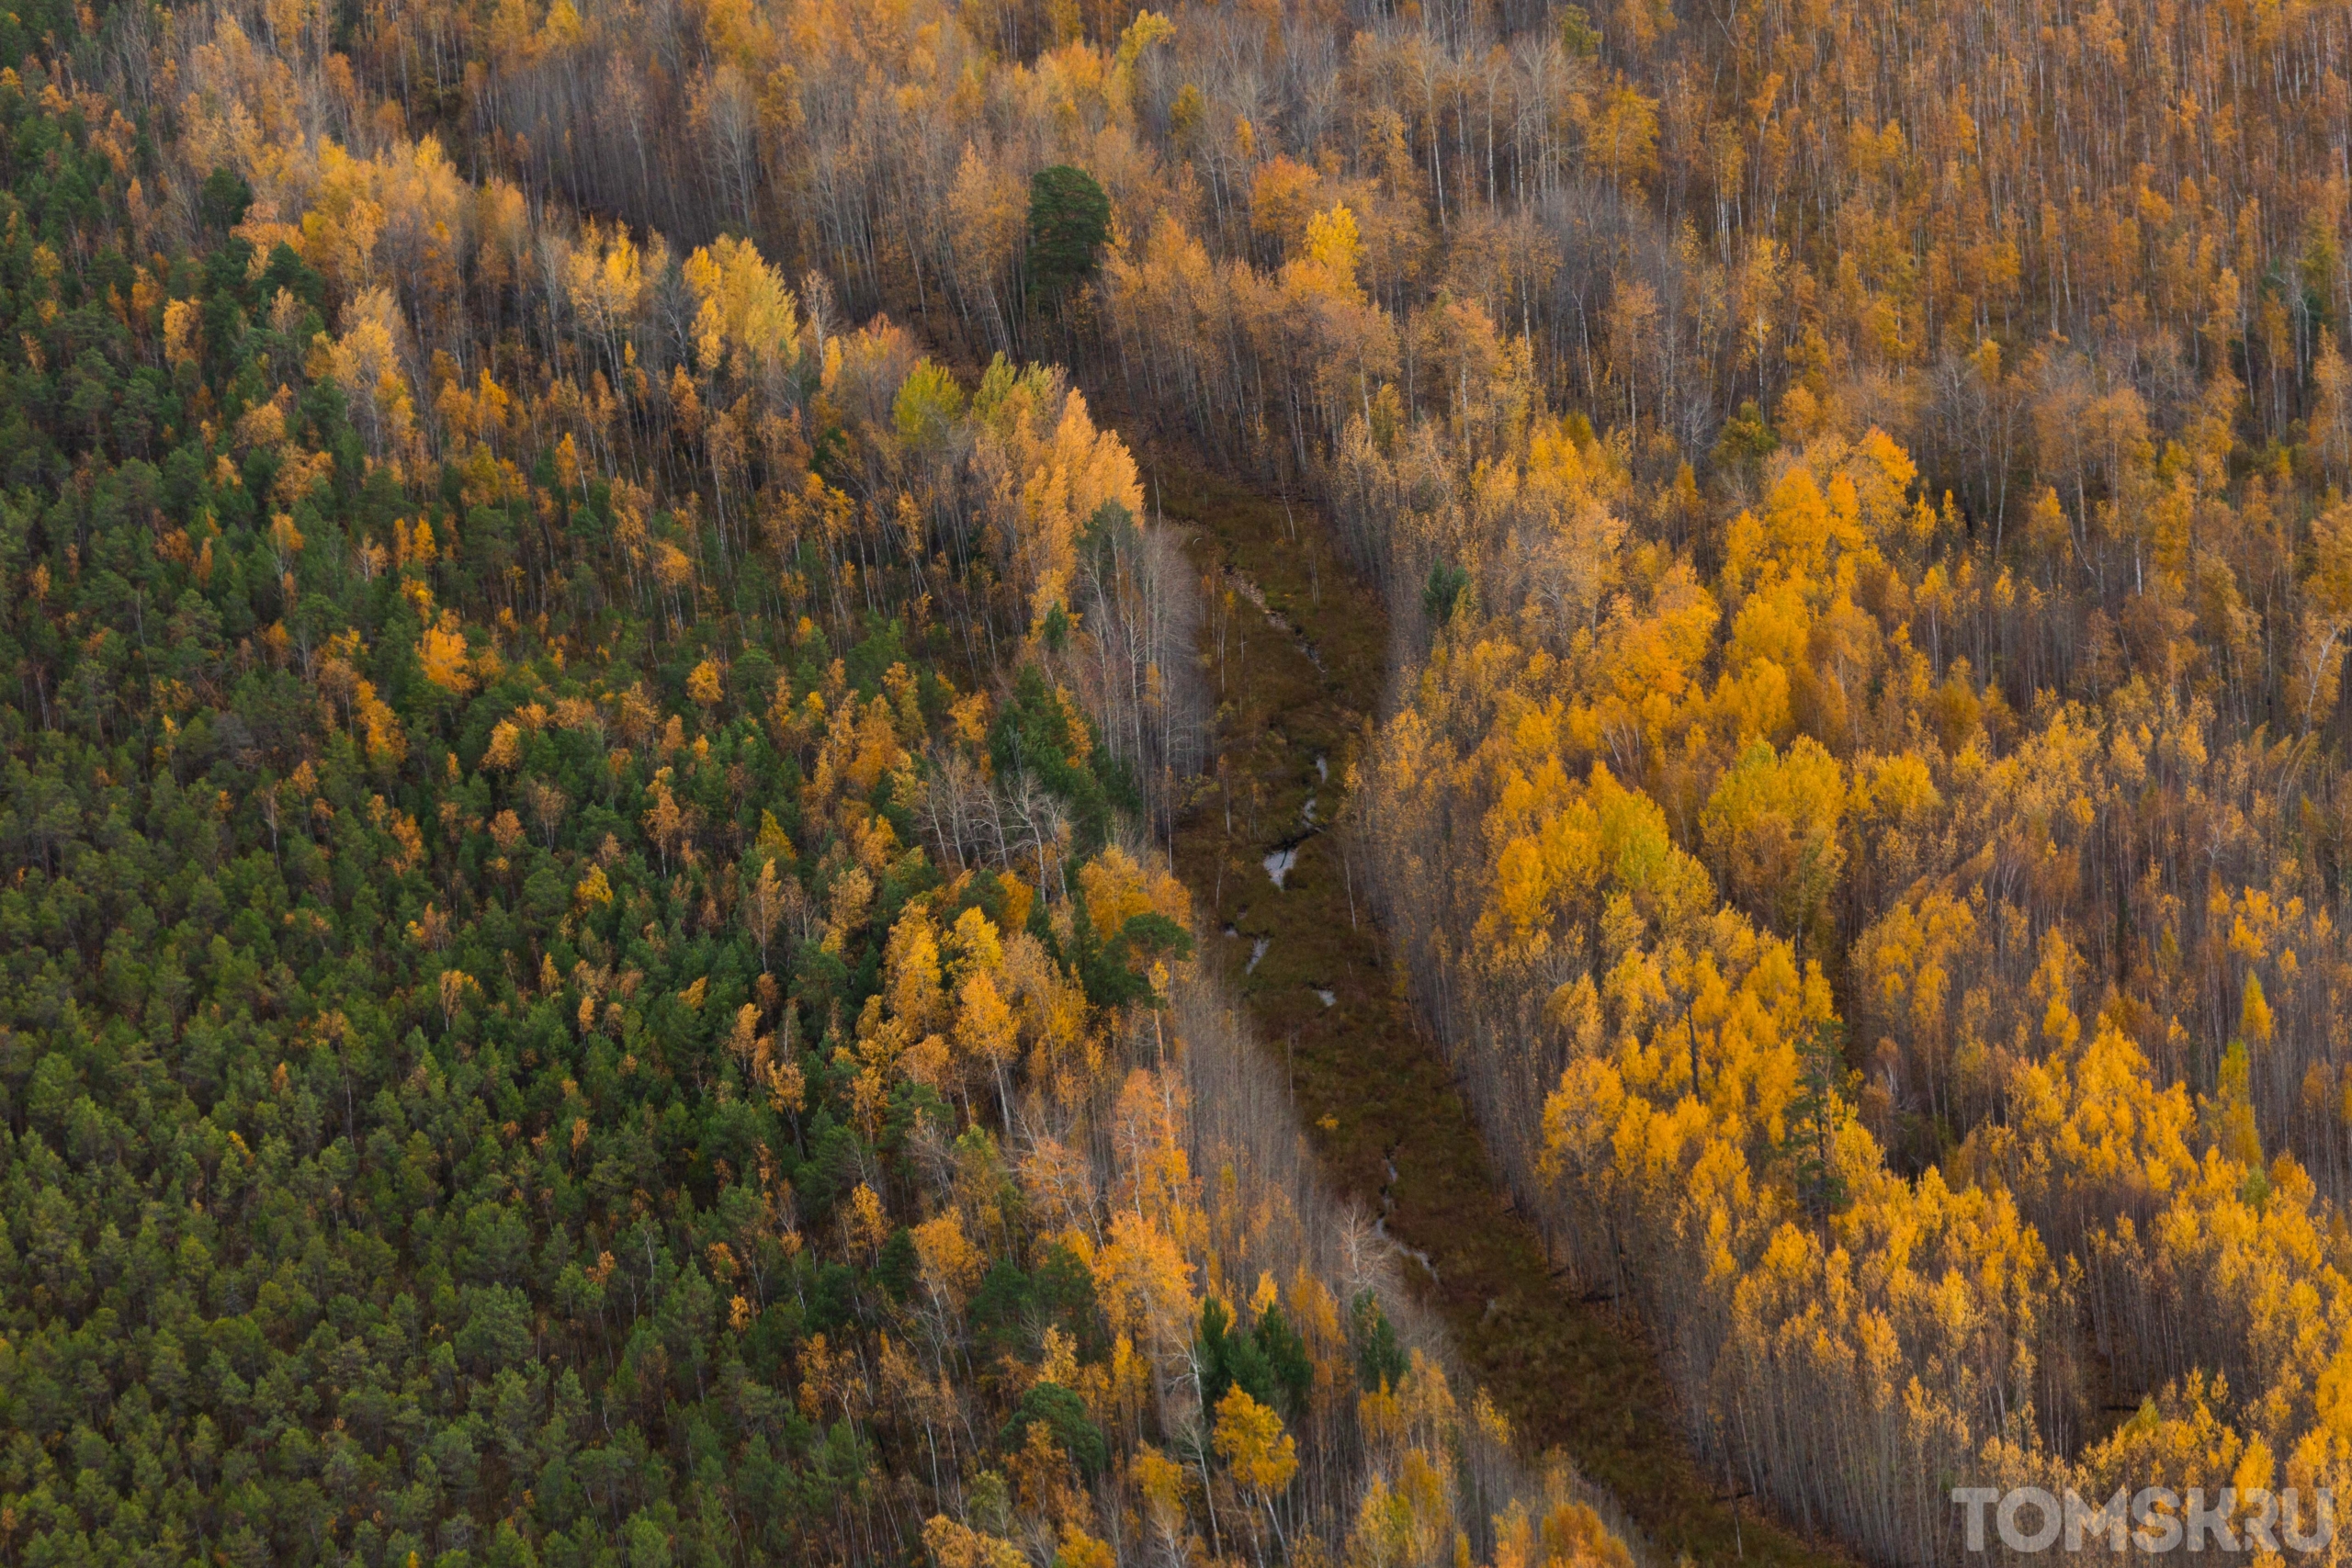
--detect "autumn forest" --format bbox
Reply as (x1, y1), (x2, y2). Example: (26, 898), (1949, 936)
(1, 0), (2349, 1562)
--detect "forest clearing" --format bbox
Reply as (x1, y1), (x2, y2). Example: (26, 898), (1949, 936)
(1153, 455), (1844, 1567)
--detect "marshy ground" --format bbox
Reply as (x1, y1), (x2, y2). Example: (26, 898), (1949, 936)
(1150, 456), (1849, 1568)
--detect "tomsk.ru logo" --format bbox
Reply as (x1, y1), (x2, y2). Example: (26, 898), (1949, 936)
(1952, 1487), (2335, 1554)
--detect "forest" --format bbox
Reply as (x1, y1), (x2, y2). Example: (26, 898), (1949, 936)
(4, 0), (2352, 1562)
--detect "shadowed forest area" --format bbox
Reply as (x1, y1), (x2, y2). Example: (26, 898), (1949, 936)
(6, 0), (2352, 1563)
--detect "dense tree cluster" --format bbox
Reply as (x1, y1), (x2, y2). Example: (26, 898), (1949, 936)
(14, 0), (2352, 1559)
(0, 12), (1642, 1568)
